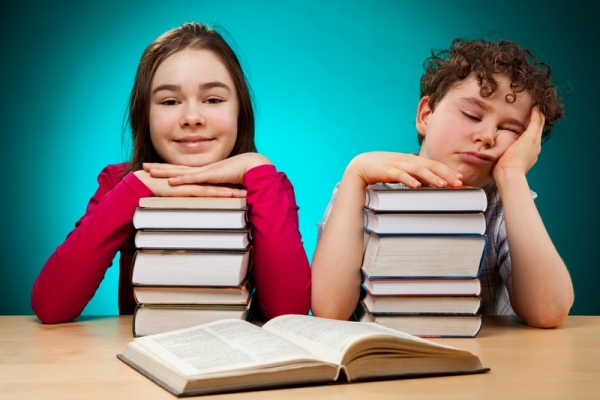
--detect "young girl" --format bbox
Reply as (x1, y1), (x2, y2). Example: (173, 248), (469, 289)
(32, 23), (311, 324)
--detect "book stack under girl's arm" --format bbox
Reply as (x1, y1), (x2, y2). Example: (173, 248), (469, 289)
(131, 196), (253, 337)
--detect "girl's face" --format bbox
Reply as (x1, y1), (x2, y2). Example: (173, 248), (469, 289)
(149, 48), (239, 167)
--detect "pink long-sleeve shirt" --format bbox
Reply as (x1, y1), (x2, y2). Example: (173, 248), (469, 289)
(31, 163), (311, 323)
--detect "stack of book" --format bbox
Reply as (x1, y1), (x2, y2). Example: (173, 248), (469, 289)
(131, 196), (253, 337)
(355, 183), (488, 338)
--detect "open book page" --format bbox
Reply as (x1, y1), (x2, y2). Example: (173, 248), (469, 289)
(128, 319), (332, 379)
(263, 315), (471, 366)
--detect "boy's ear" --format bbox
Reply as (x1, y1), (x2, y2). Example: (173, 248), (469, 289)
(416, 96), (433, 136)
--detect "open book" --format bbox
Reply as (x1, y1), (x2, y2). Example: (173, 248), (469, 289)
(117, 315), (488, 397)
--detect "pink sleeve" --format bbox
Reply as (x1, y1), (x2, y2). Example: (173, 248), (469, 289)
(243, 164), (311, 320)
(31, 166), (153, 323)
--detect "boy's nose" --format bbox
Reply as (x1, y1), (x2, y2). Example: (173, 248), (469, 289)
(473, 127), (495, 148)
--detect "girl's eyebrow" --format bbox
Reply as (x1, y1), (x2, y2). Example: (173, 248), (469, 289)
(152, 84), (180, 95)
(200, 81), (232, 91)
(152, 81), (231, 95)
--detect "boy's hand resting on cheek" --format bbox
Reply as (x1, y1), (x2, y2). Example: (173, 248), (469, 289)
(346, 151), (463, 189)
(493, 106), (544, 181)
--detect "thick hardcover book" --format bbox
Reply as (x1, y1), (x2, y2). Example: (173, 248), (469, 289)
(131, 249), (251, 287)
(139, 196), (246, 209)
(132, 207), (248, 230)
(118, 315), (489, 397)
(133, 280), (253, 305)
(363, 276), (482, 296)
(362, 231), (487, 278)
(134, 230), (250, 250)
(356, 302), (482, 338)
(132, 302), (252, 337)
(361, 290), (481, 315)
(365, 183), (487, 212)
(364, 209), (486, 235)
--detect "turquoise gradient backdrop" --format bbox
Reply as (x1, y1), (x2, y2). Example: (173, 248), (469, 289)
(1, 0), (598, 316)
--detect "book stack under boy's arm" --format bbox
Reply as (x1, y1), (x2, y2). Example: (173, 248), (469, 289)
(131, 196), (253, 337)
(355, 183), (488, 338)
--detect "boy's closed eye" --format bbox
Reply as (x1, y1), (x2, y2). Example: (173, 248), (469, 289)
(461, 110), (523, 135)
(498, 119), (526, 135)
(499, 126), (522, 135)
(462, 111), (481, 121)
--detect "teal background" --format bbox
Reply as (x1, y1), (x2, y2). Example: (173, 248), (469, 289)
(1, 1), (598, 316)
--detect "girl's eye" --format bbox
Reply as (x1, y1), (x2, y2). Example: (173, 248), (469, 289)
(161, 99), (179, 106)
(205, 97), (223, 104)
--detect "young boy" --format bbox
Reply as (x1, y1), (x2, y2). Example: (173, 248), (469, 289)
(311, 39), (574, 328)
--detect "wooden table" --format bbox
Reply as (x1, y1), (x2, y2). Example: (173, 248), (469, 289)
(1, 316), (598, 399)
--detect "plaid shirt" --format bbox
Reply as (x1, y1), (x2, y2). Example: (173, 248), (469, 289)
(316, 183), (533, 316)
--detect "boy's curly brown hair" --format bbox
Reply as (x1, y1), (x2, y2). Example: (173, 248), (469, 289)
(418, 38), (563, 145)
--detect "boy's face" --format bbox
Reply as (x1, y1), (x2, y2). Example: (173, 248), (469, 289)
(416, 74), (532, 187)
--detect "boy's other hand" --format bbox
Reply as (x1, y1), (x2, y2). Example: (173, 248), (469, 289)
(346, 151), (463, 188)
(493, 106), (544, 180)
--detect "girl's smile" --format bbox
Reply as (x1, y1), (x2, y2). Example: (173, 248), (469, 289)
(174, 135), (216, 149)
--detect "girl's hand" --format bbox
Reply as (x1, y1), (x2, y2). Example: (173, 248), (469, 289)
(347, 151), (463, 188)
(493, 106), (544, 180)
(133, 170), (246, 197)
(144, 153), (272, 187)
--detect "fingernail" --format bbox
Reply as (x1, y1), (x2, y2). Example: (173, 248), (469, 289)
(437, 179), (447, 187)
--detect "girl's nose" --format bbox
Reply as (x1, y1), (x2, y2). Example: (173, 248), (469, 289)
(180, 105), (205, 127)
